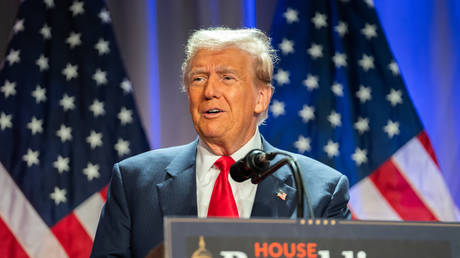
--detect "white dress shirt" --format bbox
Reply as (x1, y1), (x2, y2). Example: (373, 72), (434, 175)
(196, 130), (262, 218)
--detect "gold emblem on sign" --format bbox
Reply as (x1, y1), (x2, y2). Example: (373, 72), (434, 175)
(191, 235), (212, 258)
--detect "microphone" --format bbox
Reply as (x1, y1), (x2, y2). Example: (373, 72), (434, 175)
(230, 149), (273, 182)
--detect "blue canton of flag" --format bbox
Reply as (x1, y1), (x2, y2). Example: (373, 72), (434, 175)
(0, 0), (150, 257)
(261, 0), (460, 221)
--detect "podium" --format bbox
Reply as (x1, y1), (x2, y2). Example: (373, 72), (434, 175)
(164, 217), (460, 258)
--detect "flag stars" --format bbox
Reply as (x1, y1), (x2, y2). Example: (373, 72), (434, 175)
(40, 24), (52, 39)
(53, 155), (70, 173)
(59, 94), (75, 111)
(56, 124), (72, 142)
(95, 38), (110, 55)
(279, 38), (294, 55)
(36, 54), (49, 71)
(307, 43), (323, 59)
(86, 130), (103, 149)
(23, 149), (39, 167)
(352, 148), (368, 166)
(354, 117), (369, 134)
(388, 60), (400, 75)
(294, 135), (311, 153)
(115, 138), (130, 157)
(27, 117), (43, 135)
(99, 8), (111, 23)
(332, 82), (344, 96)
(356, 85), (372, 103)
(387, 89), (403, 106)
(361, 23), (377, 39)
(358, 54), (375, 71)
(1, 80), (16, 98)
(333, 52), (347, 67)
(328, 111), (342, 127)
(303, 74), (319, 91)
(283, 8), (299, 24)
(62, 63), (78, 81)
(50, 187), (67, 205)
(298, 105), (315, 123)
(274, 69), (290, 86)
(66, 32), (81, 48)
(324, 140), (339, 158)
(118, 107), (133, 125)
(83, 163), (100, 181)
(120, 79), (132, 93)
(0, 112), (13, 130)
(89, 99), (105, 117)
(365, 0), (374, 8)
(270, 100), (285, 117)
(6, 49), (21, 66)
(384, 120), (400, 138)
(335, 21), (348, 37)
(93, 69), (108, 85)
(43, 0), (55, 9)
(32, 85), (47, 103)
(13, 19), (25, 34)
(311, 12), (327, 29)
(69, 1), (85, 16)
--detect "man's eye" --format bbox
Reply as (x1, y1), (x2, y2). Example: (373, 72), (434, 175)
(223, 75), (235, 81)
(192, 77), (204, 82)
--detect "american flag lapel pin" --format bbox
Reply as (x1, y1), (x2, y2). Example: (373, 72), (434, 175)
(276, 189), (287, 201)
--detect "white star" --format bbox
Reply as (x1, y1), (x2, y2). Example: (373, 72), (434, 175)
(27, 117), (43, 135)
(36, 54), (49, 71)
(388, 60), (400, 75)
(324, 140), (339, 158)
(50, 187), (67, 205)
(118, 107), (133, 125)
(298, 105), (315, 123)
(32, 85), (47, 103)
(53, 155), (70, 174)
(294, 135), (311, 153)
(303, 74), (319, 91)
(13, 19), (25, 34)
(311, 12), (327, 29)
(354, 117), (369, 134)
(114, 138), (130, 157)
(86, 130), (103, 149)
(6, 49), (21, 66)
(283, 8), (299, 24)
(83, 162), (100, 181)
(274, 69), (290, 86)
(358, 54), (375, 71)
(0, 112), (13, 130)
(386, 89), (403, 106)
(62, 63), (78, 81)
(333, 52), (347, 67)
(352, 148), (368, 166)
(335, 21), (348, 37)
(328, 111), (342, 127)
(365, 0), (374, 8)
(93, 69), (108, 85)
(89, 99), (105, 117)
(23, 149), (39, 167)
(332, 82), (343, 96)
(120, 79), (132, 93)
(361, 23), (377, 39)
(279, 38), (294, 55)
(69, 1), (85, 16)
(1, 80), (16, 98)
(356, 85), (372, 103)
(94, 38), (110, 55)
(270, 100), (285, 117)
(384, 120), (400, 138)
(307, 43), (323, 59)
(56, 124), (72, 142)
(43, 0), (55, 8)
(99, 8), (111, 23)
(59, 94), (75, 111)
(40, 24), (52, 39)
(66, 32), (81, 48)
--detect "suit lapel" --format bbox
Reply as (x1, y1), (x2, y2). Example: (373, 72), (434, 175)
(156, 140), (198, 216)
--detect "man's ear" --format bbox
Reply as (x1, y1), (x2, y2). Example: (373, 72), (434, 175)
(254, 85), (272, 114)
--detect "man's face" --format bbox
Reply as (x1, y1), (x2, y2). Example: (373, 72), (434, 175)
(186, 47), (271, 152)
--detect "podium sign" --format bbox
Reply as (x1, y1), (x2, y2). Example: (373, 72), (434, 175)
(164, 217), (460, 258)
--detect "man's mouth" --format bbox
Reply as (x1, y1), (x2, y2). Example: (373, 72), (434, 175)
(205, 108), (223, 114)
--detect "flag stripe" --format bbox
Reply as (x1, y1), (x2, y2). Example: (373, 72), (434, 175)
(0, 217), (29, 258)
(349, 177), (401, 220)
(393, 134), (460, 221)
(0, 163), (68, 258)
(99, 185), (108, 201)
(51, 213), (93, 258)
(416, 131), (440, 167)
(370, 158), (437, 220)
(74, 190), (106, 240)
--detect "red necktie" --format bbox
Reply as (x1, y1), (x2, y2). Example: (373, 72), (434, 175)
(207, 156), (239, 218)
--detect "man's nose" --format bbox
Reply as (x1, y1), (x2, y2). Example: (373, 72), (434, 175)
(203, 74), (221, 99)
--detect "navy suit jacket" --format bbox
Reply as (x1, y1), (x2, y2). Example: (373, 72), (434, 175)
(90, 137), (350, 257)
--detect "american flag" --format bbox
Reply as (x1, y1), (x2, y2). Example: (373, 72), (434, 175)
(261, 0), (460, 221)
(0, 0), (150, 257)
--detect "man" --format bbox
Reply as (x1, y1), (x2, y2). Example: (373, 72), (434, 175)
(90, 27), (350, 257)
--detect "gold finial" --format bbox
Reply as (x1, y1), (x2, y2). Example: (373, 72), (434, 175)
(191, 236), (212, 258)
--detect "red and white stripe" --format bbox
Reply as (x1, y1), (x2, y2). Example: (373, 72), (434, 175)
(350, 131), (460, 221)
(0, 162), (107, 258)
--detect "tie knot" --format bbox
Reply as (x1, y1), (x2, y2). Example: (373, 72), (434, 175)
(214, 156), (235, 173)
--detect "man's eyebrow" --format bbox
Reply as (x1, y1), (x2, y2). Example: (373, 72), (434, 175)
(188, 68), (208, 77)
(215, 67), (238, 74)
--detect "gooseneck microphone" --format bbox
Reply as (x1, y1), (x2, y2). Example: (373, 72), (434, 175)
(229, 149), (274, 182)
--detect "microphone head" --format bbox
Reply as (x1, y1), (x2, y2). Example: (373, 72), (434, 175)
(230, 160), (251, 182)
(230, 149), (270, 182)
